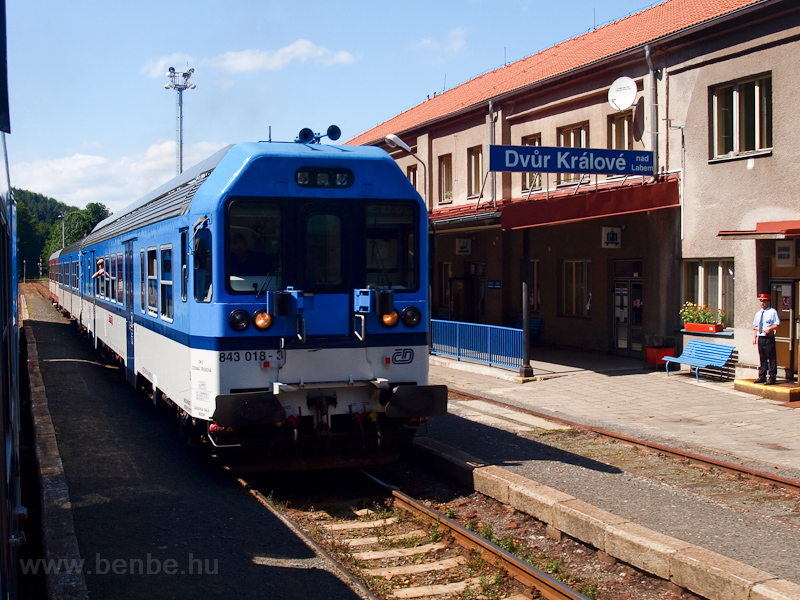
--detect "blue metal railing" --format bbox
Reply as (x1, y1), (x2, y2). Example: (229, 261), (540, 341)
(431, 319), (523, 369)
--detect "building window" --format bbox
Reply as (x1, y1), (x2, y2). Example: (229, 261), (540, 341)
(438, 154), (453, 204)
(467, 146), (483, 197)
(608, 113), (633, 151)
(712, 75), (772, 158)
(683, 260), (734, 327)
(521, 135), (542, 192)
(406, 165), (417, 190)
(160, 245), (173, 321)
(557, 122), (589, 184)
(147, 248), (158, 316)
(563, 259), (590, 317)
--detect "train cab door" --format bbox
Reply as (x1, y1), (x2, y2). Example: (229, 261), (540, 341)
(297, 205), (352, 337)
(124, 240), (136, 385)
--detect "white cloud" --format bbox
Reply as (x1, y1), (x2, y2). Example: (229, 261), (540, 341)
(11, 140), (229, 213)
(213, 40), (355, 72)
(142, 40), (355, 79)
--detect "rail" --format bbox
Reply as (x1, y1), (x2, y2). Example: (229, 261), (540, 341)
(430, 319), (522, 369)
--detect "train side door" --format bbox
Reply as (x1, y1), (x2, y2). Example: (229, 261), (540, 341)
(124, 241), (136, 385)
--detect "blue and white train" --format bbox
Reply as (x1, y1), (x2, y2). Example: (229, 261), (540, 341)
(49, 133), (447, 469)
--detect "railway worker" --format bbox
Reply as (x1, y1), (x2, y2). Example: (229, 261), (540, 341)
(753, 292), (780, 385)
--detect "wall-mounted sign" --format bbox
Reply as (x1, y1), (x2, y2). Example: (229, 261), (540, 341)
(489, 145), (653, 176)
(488, 280), (501, 290)
(776, 240), (795, 267)
(602, 227), (621, 248)
(456, 238), (471, 255)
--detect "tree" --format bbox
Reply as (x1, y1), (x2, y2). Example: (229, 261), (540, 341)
(15, 188), (113, 275)
(85, 202), (111, 226)
(16, 199), (44, 277)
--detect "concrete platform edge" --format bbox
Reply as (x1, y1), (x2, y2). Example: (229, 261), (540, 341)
(411, 436), (800, 600)
(25, 325), (89, 600)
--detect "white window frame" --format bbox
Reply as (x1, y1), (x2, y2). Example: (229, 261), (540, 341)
(712, 75), (772, 158)
(521, 135), (542, 192)
(683, 259), (735, 327)
(160, 245), (173, 322)
(557, 123), (589, 184)
(562, 259), (590, 317)
(609, 112), (633, 151)
(467, 145), (483, 198)
(147, 247), (158, 317)
(438, 154), (453, 204)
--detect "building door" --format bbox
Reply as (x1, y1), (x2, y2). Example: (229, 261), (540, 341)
(613, 279), (643, 357)
(770, 281), (795, 380)
(449, 278), (466, 321)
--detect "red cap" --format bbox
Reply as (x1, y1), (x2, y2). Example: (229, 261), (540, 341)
(758, 293), (771, 300)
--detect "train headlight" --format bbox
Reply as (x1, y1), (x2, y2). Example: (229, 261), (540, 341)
(381, 310), (399, 328)
(229, 309), (251, 331)
(401, 307), (422, 328)
(253, 309), (272, 331)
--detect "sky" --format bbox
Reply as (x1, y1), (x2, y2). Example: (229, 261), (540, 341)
(7, 0), (657, 214)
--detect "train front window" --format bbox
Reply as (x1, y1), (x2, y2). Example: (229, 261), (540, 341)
(226, 201), (282, 294)
(366, 203), (418, 290)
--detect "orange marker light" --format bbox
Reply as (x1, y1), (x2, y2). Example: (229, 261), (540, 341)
(381, 310), (399, 327)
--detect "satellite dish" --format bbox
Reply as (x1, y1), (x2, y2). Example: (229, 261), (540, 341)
(608, 76), (637, 111)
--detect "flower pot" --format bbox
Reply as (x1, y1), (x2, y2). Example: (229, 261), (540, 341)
(684, 322), (723, 333)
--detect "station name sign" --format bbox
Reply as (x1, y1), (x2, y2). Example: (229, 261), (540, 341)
(489, 145), (654, 176)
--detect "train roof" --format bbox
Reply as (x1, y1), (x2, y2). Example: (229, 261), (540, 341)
(83, 142), (400, 246)
(85, 144), (234, 246)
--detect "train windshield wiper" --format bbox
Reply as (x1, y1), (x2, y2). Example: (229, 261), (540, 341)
(254, 270), (274, 300)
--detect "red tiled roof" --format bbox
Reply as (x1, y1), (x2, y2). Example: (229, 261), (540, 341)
(348, 0), (765, 146)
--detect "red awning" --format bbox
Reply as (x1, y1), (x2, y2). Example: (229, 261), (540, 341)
(500, 177), (680, 230)
(718, 220), (800, 240)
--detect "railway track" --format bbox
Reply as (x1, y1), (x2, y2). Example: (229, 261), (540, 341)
(235, 464), (694, 600)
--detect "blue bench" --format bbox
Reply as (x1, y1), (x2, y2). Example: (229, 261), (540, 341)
(664, 340), (735, 381)
(513, 317), (543, 343)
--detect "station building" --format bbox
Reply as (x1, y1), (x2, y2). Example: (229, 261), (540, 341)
(349, 0), (800, 380)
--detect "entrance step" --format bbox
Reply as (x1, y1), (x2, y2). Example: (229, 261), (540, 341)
(734, 379), (800, 404)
